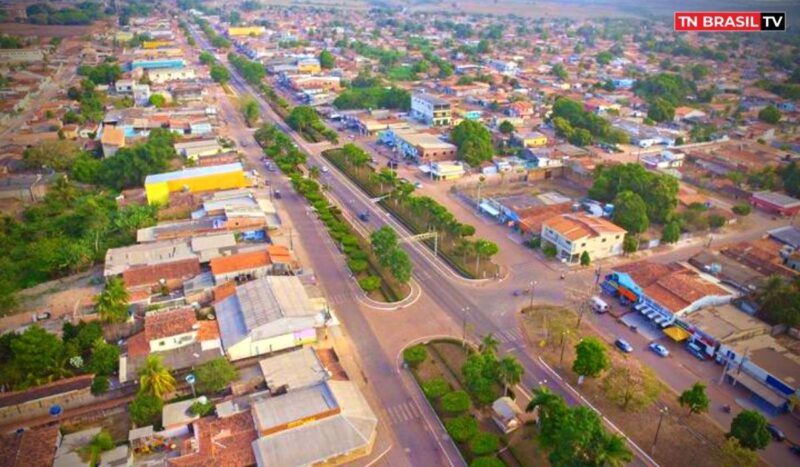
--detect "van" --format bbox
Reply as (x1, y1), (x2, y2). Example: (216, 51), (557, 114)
(590, 296), (609, 313)
(686, 341), (707, 361)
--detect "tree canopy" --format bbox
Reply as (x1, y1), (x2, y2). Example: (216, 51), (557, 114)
(612, 191), (650, 234)
(572, 337), (610, 378)
(590, 163), (679, 224)
(194, 357), (238, 393)
(678, 381), (709, 416)
(550, 97), (629, 146)
(319, 49), (335, 69)
(758, 105), (781, 124)
(728, 410), (771, 450)
(451, 120), (494, 167)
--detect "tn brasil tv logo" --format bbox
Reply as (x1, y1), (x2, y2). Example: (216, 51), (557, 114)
(675, 12), (786, 31)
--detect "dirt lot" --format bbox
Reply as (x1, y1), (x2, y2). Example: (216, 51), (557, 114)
(521, 305), (733, 467)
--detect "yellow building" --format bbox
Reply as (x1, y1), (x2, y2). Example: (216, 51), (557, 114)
(142, 40), (174, 49)
(515, 131), (548, 148)
(144, 163), (250, 205)
(296, 59), (321, 74)
(541, 213), (627, 263)
(227, 26), (266, 36)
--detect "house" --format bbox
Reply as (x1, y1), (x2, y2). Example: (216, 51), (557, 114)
(604, 262), (736, 329)
(161, 398), (201, 430)
(428, 161), (466, 180)
(210, 248), (274, 284)
(541, 213), (627, 263)
(166, 409), (258, 466)
(750, 191), (800, 216)
(673, 106), (707, 123)
(250, 380), (377, 466)
(214, 276), (326, 361)
(768, 226), (800, 250)
(144, 163), (251, 205)
(0, 426), (61, 467)
(513, 130), (548, 148)
(411, 93), (452, 127)
(641, 150), (685, 170)
(507, 101), (533, 118)
(488, 59), (518, 76)
(296, 58), (321, 74)
(120, 307), (222, 383)
(259, 347), (328, 392)
(100, 126), (125, 157)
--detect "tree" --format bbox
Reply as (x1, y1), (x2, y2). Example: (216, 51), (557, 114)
(613, 191), (649, 234)
(469, 432), (500, 455)
(95, 277), (129, 323)
(623, 234), (639, 253)
(441, 390), (472, 414)
(602, 362), (661, 411)
(596, 51), (613, 65)
(129, 392), (163, 427)
(758, 105), (781, 124)
(241, 98), (260, 127)
(782, 161), (800, 197)
(754, 276), (800, 327)
(445, 414), (478, 442)
(543, 243), (558, 258)
(23, 139), (82, 171)
(199, 51), (215, 65)
(479, 334), (499, 354)
(498, 120), (515, 135)
(498, 356), (524, 397)
(580, 251), (591, 266)
(728, 410), (771, 450)
(422, 378), (450, 399)
(708, 214), (726, 229)
(137, 355), (175, 399)
(647, 97), (675, 122)
(358, 276), (381, 292)
(661, 221), (681, 243)
(10, 325), (63, 384)
(319, 49), (335, 69)
(551, 63), (568, 80)
(371, 226), (399, 261)
(387, 248), (412, 283)
(572, 337), (609, 379)
(451, 120), (494, 167)
(470, 457), (504, 467)
(720, 438), (758, 467)
(148, 94), (166, 108)
(210, 64), (230, 83)
(474, 239), (499, 272)
(195, 357), (238, 394)
(403, 344), (428, 368)
(732, 203), (751, 216)
(89, 338), (119, 376)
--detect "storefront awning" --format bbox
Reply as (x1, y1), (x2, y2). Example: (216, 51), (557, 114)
(727, 370), (787, 408)
(664, 326), (691, 342)
(479, 202), (500, 217)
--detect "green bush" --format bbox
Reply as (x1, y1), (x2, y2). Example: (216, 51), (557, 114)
(422, 377), (450, 399)
(708, 214), (726, 229)
(471, 456), (506, 467)
(732, 203), (751, 216)
(403, 344), (428, 368)
(543, 243), (557, 258)
(359, 276), (382, 292)
(347, 259), (369, 273)
(190, 400), (216, 417)
(441, 390), (472, 414)
(469, 432), (500, 455)
(444, 414), (478, 442)
(91, 375), (109, 395)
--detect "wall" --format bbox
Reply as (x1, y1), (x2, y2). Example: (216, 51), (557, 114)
(148, 330), (198, 352)
(227, 332), (302, 361)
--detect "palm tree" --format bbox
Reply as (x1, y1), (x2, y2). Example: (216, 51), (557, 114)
(591, 431), (633, 467)
(96, 277), (130, 323)
(138, 355), (176, 399)
(479, 333), (499, 354)
(498, 356), (524, 397)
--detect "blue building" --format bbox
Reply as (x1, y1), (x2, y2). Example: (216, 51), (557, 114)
(128, 59), (186, 71)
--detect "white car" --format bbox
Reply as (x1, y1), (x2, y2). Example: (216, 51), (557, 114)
(414, 182), (423, 189)
(321, 166), (329, 173)
(649, 342), (669, 357)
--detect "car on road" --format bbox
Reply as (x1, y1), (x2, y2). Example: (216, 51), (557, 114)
(273, 190), (282, 199)
(648, 342), (669, 357)
(414, 182), (423, 189)
(766, 424), (786, 442)
(321, 166), (329, 174)
(358, 211), (370, 222)
(614, 338), (633, 353)
(686, 341), (707, 361)
(790, 444), (800, 456)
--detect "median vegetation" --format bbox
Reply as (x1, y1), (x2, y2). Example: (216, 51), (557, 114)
(323, 145), (500, 279)
(254, 125), (409, 301)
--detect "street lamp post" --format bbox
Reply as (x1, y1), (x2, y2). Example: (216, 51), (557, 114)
(462, 306), (470, 358)
(576, 301), (587, 329)
(652, 406), (668, 454)
(528, 281), (536, 311)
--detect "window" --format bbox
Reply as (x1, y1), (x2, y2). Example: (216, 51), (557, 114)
(581, 243), (586, 247)
(602, 238), (607, 242)
(616, 235), (621, 239)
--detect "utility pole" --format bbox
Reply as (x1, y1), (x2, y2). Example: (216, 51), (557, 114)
(652, 406), (668, 454)
(576, 301), (587, 328)
(462, 306), (470, 358)
(528, 280), (536, 310)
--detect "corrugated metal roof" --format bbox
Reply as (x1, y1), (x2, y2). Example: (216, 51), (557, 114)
(144, 162), (243, 184)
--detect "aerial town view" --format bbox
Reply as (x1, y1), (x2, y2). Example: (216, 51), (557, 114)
(0, 0), (799, 466)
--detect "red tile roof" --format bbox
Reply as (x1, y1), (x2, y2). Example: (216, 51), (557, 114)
(167, 411), (257, 467)
(145, 307), (197, 341)
(197, 320), (220, 342)
(0, 425), (60, 467)
(210, 249), (271, 276)
(122, 258), (201, 288)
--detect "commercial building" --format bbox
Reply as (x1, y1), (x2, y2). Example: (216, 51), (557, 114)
(129, 58), (186, 71)
(381, 129), (456, 163)
(251, 380), (377, 466)
(541, 213), (627, 263)
(411, 93), (452, 127)
(144, 163), (250, 205)
(147, 67), (196, 84)
(603, 262), (735, 329)
(750, 191), (800, 216)
(296, 58), (321, 74)
(214, 276), (326, 361)
(228, 26), (266, 36)
(173, 138), (222, 161)
(428, 161), (466, 180)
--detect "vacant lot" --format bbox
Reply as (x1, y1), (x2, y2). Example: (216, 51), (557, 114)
(521, 305), (731, 467)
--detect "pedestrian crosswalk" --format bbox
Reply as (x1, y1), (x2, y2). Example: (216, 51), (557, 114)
(326, 292), (353, 305)
(385, 401), (421, 425)
(496, 328), (525, 344)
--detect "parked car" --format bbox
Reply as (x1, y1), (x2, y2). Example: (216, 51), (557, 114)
(789, 444), (800, 456)
(614, 338), (633, 353)
(686, 341), (707, 361)
(273, 190), (282, 199)
(766, 424), (786, 442)
(34, 311), (51, 322)
(414, 182), (423, 189)
(321, 166), (329, 174)
(590, 296), (609, 313)
(648, 342), (669, 357)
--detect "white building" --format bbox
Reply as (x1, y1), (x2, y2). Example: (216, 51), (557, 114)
(411, 93), (452, 127)
(147, 67), (196, 84)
